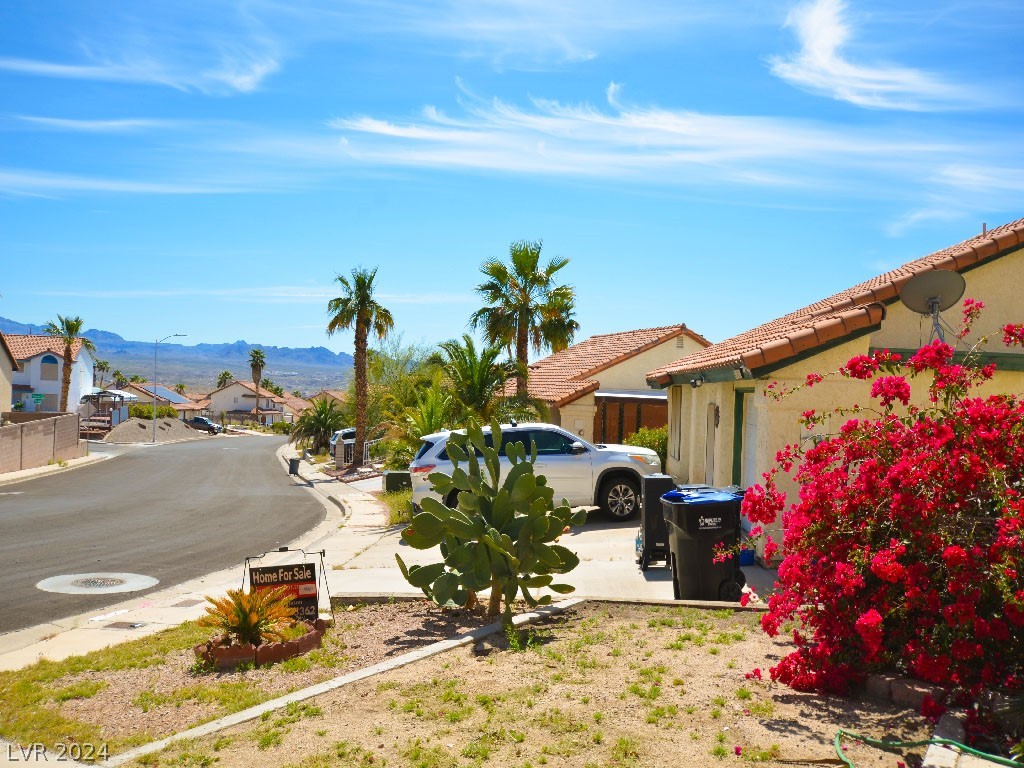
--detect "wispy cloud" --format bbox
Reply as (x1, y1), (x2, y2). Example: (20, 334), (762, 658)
(0, 168), (243, 197)
(14, 115), (184, 133)
(769, 0), (975, 110)
(325, 81), (958, 193)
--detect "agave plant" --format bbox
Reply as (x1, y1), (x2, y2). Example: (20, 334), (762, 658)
(197, 586), (297, 647)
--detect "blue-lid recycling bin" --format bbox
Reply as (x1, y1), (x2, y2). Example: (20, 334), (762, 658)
(661, 486), (746, 601)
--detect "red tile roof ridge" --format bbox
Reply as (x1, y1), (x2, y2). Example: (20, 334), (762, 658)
(647, 217), (1024, 384)
(4, 333), (86, 362)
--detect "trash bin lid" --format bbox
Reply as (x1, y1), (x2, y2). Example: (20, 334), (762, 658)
(661, 487), (743, 505)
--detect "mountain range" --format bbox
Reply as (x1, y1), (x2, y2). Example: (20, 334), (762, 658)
(0, 317), (353, 396)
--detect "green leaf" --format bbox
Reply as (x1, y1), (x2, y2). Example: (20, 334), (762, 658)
(521, 574), (553, 588)
(432, 572), (460, 606)
(467, 421), (486, 451)
(471, 543), (492, 588)
(450, 466), (471, 491)
(550, 544), (580, 571)
(446, 441), (468, 464)
(410, 510), (445, 539)
(407, 562), (446, 589)
(569, 509), (588, 527)
(395, 554), (410, 580)
(402, 525), (442, 549)
(548, 583), (576, 594)
(510, 471), (536, 504)
(447, 509), (483, 540)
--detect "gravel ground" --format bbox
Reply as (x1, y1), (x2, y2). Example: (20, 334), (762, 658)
(24, 601), (933, 767)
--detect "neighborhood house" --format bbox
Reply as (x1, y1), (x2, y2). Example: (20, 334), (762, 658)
(4, 334), (95, 413)
(647, 217), (1024, 562)
(509, 324), (710, 444)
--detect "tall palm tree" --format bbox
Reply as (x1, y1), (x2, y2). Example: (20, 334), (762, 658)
(216, 370), (234, 390)
(112, 370), (127, 389)
(326, 267), (394, 469)
(248, 348), (266, 425)
(174, 383), (187, 395)
(470, 240), (579, 398)
(43, 315), (97, 412)
(94, 359), (109, 388)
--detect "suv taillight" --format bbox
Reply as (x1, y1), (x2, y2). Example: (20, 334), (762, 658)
(411, 464), (436, 474)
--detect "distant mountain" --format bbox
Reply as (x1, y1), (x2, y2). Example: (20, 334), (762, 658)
(0, 317), (353, 395)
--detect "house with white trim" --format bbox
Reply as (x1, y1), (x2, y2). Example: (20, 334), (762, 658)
(4, 334), (95, 413)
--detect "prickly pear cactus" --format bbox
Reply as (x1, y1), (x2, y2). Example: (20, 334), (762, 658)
(396, 420), (586, 626)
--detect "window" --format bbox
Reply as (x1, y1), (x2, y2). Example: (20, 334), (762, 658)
(40, 354), (59, 381)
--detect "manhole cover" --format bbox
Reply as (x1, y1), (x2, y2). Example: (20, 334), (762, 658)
(73, 577), (126, 589)
(36, 573), (160, 595)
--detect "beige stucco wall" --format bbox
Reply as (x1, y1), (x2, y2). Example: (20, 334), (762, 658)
(558, 396), (596, 440)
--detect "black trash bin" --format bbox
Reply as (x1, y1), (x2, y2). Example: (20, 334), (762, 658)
(661, 486), (746, 601)
(635, 474), (678, 570)
(288, 457), (300, 475)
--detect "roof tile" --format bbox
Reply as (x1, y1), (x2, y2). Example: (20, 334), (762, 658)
(4, 334), (85, 362)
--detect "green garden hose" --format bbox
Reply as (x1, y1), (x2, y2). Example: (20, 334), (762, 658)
(835, 728), (1020, 767)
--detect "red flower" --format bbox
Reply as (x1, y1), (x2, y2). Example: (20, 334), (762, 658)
(842, 355), (878, 380)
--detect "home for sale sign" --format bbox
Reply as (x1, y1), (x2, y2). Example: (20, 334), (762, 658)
(249, 562), (318, 621)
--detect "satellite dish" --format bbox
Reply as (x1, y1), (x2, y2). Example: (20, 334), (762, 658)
(899, 270), (966, 343)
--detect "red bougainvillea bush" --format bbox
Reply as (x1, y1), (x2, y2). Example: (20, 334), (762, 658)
(742, 302), (1024, 706)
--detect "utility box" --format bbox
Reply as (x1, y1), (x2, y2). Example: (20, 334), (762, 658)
(635, 474), (678, 570)
(382, 470), (412, 492)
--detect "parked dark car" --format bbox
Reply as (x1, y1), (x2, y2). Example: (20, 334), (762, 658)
(184, 416), (223, 435)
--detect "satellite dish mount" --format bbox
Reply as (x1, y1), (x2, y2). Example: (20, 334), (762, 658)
(898, 270), (966, 344)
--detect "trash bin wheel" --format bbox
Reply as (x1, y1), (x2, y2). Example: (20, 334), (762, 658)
(639, 553), (650, 571)
(718, 578), (744, 602)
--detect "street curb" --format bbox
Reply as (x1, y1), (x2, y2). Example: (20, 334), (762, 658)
(105, 598), (585, 766)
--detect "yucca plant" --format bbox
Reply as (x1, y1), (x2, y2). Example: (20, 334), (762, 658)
(197, 586), (298, 647)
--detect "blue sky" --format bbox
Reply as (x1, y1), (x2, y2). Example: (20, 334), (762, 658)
(2, 0), (1022, 359)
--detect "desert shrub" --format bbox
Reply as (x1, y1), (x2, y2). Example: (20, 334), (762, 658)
(624, 425), (667, 469)
(744, 302), (1024, 711)
(129, 404), (178, 419)
(271, 421), (291, 435)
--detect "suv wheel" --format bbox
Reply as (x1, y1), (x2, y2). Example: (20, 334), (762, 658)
(600, 476), (639, 521)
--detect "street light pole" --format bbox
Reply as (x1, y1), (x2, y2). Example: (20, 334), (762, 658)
(153, 333), (186, 443)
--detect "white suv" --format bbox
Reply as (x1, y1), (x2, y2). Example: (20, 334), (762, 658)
(409, 422), (662, 520)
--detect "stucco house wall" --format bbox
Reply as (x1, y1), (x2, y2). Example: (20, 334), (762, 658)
(10, 345), (94, 413)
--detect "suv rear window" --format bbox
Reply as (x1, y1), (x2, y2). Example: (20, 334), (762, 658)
(414, 440), (435, 460)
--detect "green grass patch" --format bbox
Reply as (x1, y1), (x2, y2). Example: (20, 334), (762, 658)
(380, 489), (414, 526)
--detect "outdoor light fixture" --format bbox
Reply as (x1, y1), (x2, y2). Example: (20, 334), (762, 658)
(153, 333), (186, 443)
(690, 375), (705, 389)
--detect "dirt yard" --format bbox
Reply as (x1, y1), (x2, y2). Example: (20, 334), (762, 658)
(27, 600), (934, 767)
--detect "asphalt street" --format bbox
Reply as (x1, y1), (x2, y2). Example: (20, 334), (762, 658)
(0, 435), (326, 635)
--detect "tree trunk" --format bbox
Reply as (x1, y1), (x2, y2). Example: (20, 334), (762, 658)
(251, 366), (262, 425)
(515, 314), (529, 399)
(60, 344), (73, 413)
(352, 321), (367, 469)
(487, 577), (503, 618)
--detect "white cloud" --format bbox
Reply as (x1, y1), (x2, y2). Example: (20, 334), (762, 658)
(32, 284), (473, 305)
(769, 0), (974, 110)
(0, 168), (242, 196)
(14, 116), (182, 133)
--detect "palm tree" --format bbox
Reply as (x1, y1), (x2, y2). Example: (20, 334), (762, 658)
(43, 315), (96, 412)
(94, 359), (109, 388)
(216, 370), (234, 390)
(174, 383), (187, 395)
(129, 374), (147, 383)
(112, 370), (127, 389)
(248, 348), (266, 425)
(470, 240), (579, 398)
(288, 398), (346, 455)
(438, 334), (517, 423)
(326, 267), (394, 469)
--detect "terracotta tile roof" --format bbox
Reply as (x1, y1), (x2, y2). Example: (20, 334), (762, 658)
(0, 334), (21, 371)
(647, 217), (1024, 385)
(4, 334), (85, 362)
(312, 389), (347, 402)
(510, 324), (711, 406)
(281, 394), (312, 413)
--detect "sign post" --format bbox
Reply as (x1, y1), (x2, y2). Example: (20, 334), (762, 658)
(31, 393), (45, 407)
